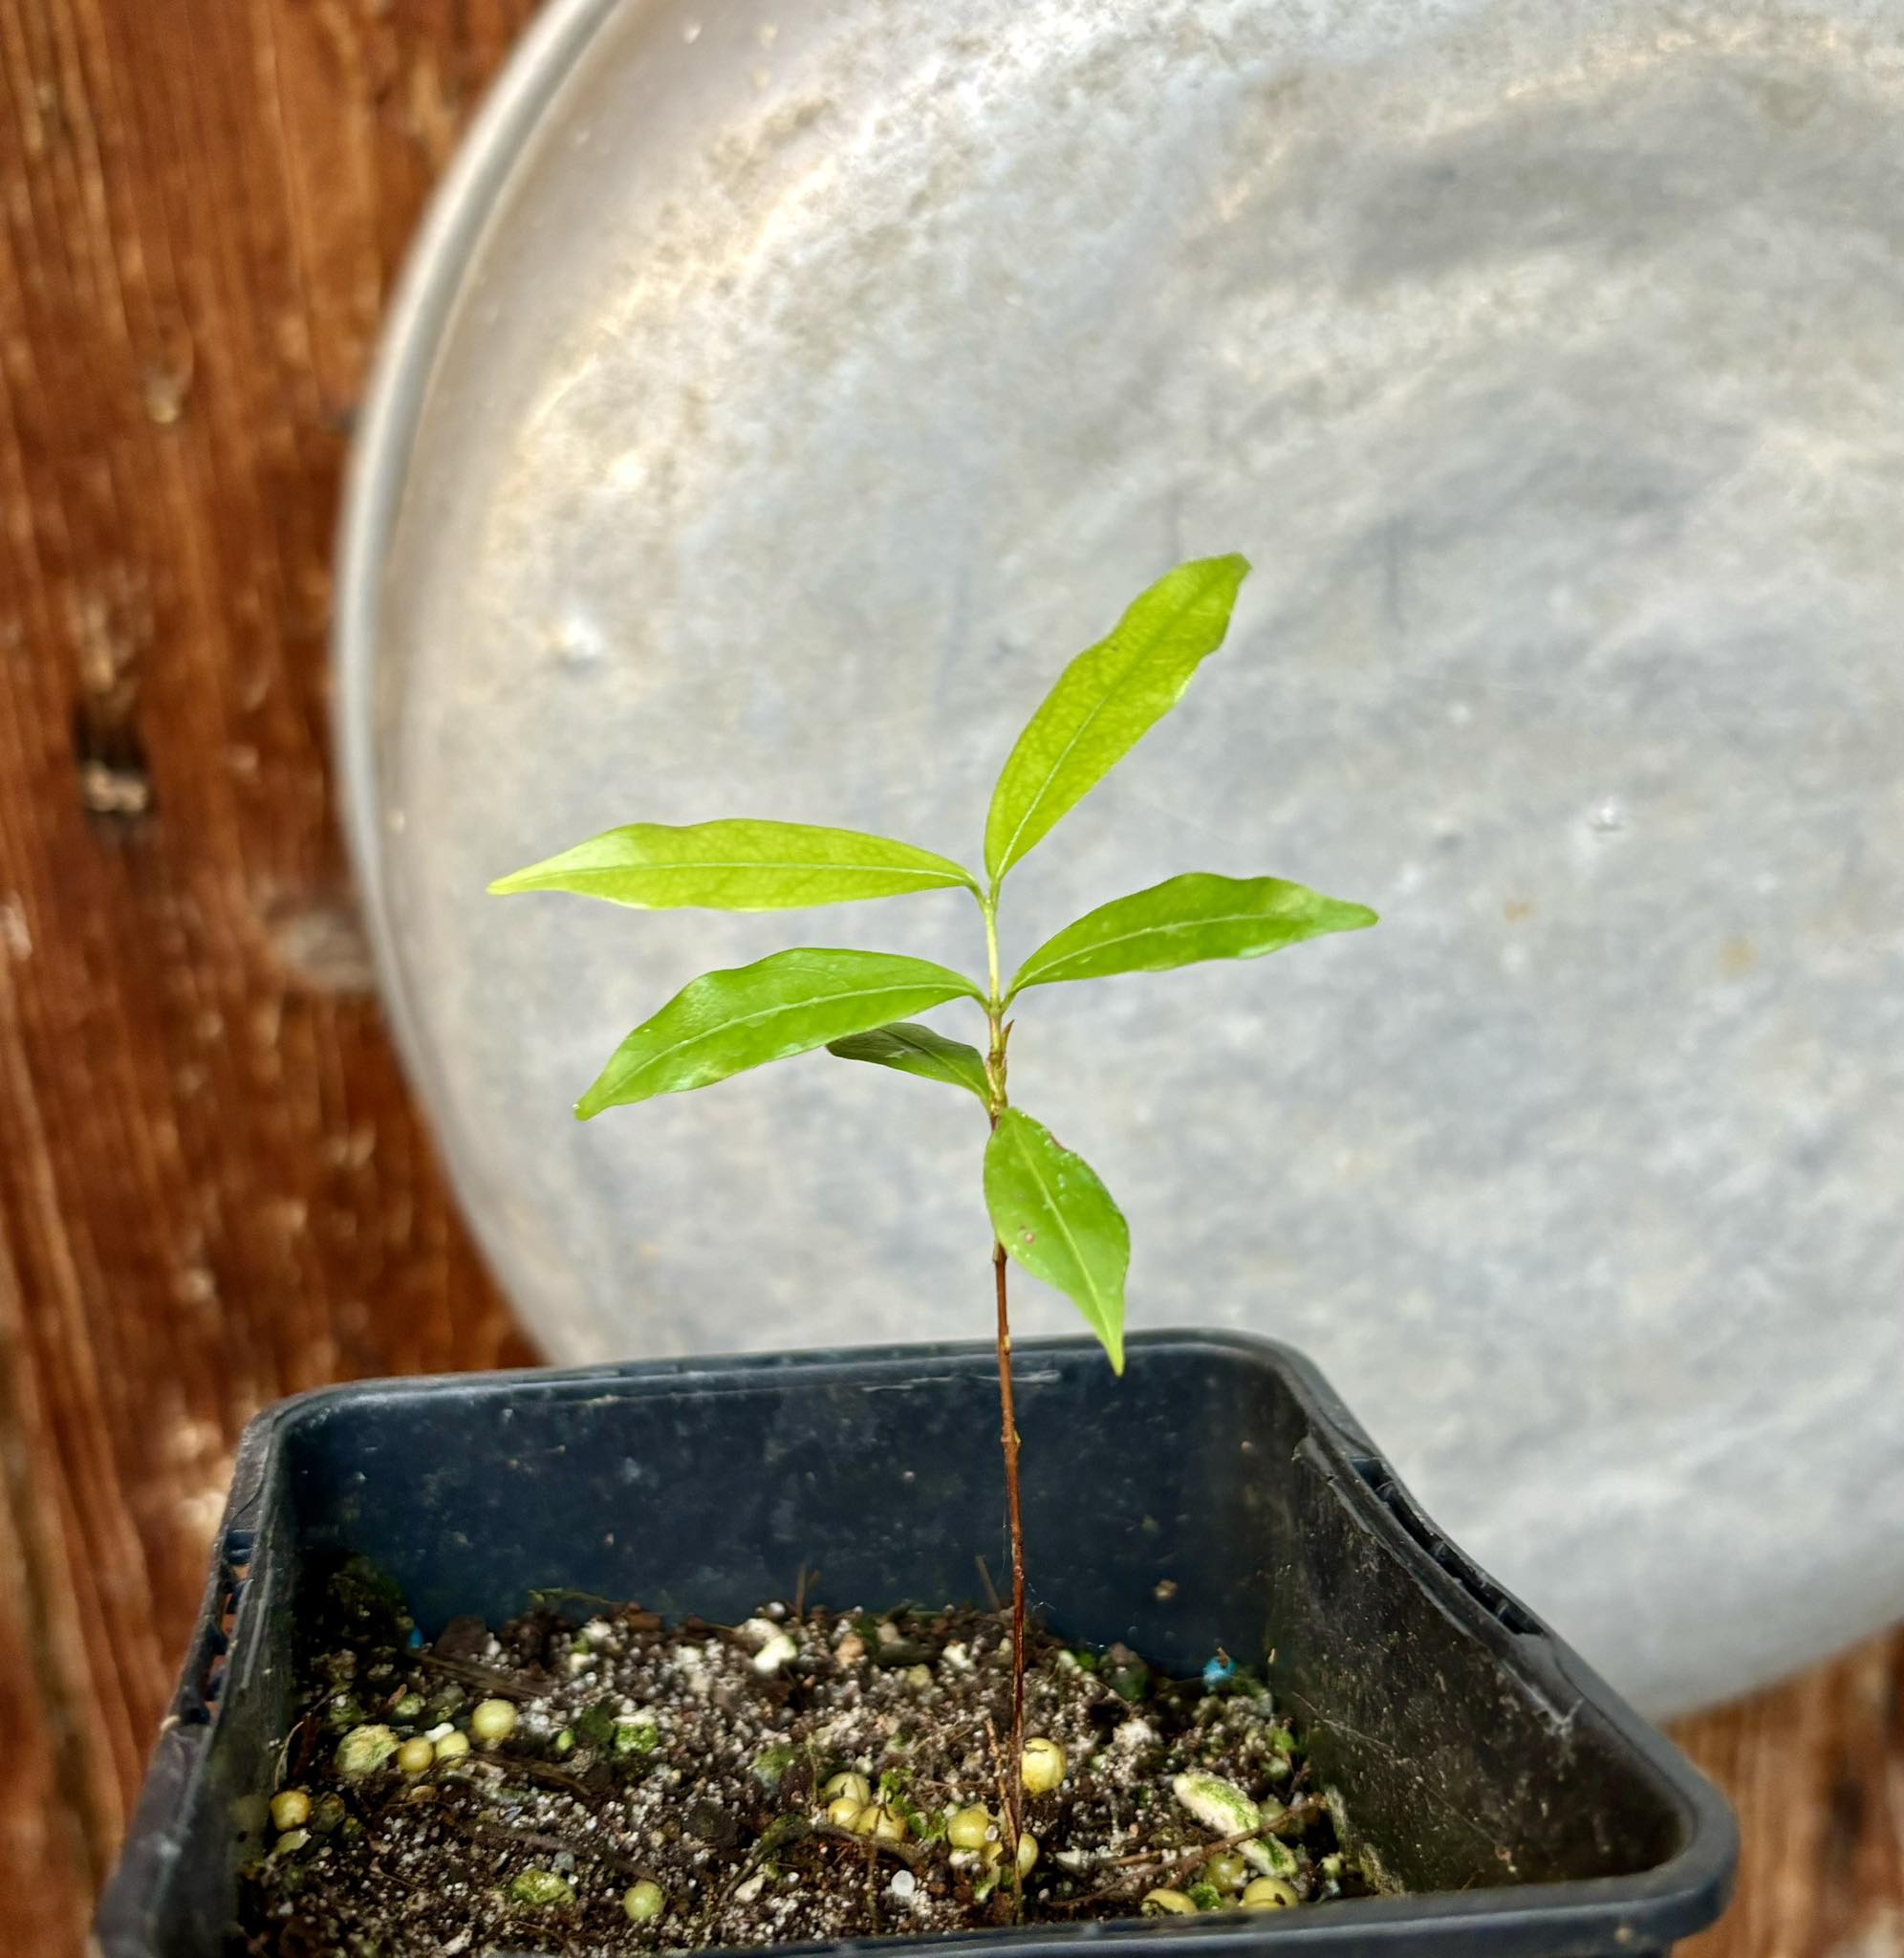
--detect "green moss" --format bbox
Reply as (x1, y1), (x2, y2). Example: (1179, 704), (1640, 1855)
(573, 1698), (618, 1750)
(751, 1742), (800, 1789)
(613, 1713), (660, 1757)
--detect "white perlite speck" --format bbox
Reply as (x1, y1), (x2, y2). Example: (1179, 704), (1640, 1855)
(1112, 1717), (1156, 1752)
(752, 1630), (799, 1674)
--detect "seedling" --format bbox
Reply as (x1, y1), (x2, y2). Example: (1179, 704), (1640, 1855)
(491, 554), (1376, 1850)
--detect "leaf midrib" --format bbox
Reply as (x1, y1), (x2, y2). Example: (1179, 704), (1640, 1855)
(1001, 1119), (1110, 1323)
(524, 859), (970, 887)
(605, 974), (969, 1095)
(993, 584), (1213, 874)
(1018, 907), (1292, 987)
(884, 1029), (969, 1081)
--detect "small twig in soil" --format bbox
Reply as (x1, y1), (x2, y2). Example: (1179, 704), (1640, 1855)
(1267, 1795), (1327, 1838)
(434, 1801), (645, 1877)
(414, 1651), (538, 1700)
(505, 1757), (606, 1806)
(1103, 1826), (1251, 1871)
(1101, 1801), (1326, 1878)
(496, 1912), (579, 1958)
(693, 1861), (745, 1943)
(361, 1838), (435, 1897)
(285, 1711), (323, 1784)
(793, 1563), (815, 1618)
(676, 1616), (760, 1660)
(1047, 1805), (1337, 1915)
(527, 1586), (625, 1615)
(1047, 1864), (1208, 1916)
(1042, 1881), (1145, 1918)
(974, 1556), (1002, 1614)
(712, 1845), (772, 1918)
(809, 1821), (921, 1870)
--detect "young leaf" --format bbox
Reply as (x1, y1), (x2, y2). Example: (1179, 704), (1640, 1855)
(577, 949), (982, 1118)
(984, 1108), (1128, 1373)
(827, 1023), (992, 1104)
(489, 819), (978, 909)
(1008, 873), (1377, 996)
(983, 555), (1250, 883)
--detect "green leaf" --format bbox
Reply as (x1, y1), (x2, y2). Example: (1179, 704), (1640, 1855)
(577, 949), (983, 1118)
(984, 1108), (1128, 1373)
(826, 1022), (992, 1104)
(1008, 873), (1377, 996)
(983, 555), (1250, 883)
(490, 819), (977, 909)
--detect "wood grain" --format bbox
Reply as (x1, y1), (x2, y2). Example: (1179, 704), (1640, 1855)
(0, 3), (1895, 1955)
(1673, 1634), (1904, 1958)
(0, 2), (536, 1946)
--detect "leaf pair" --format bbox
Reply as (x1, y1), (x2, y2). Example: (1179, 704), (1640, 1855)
(565, 869), (1376, 1120)
(490, 818), (990, 1121)
(537, 949), (1129, 1371)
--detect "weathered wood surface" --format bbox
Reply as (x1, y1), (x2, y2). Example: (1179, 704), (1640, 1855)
(0, 6), (536, 1951)
(0, 4), (1894, 1954)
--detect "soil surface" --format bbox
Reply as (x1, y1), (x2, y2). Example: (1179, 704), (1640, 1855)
(240, 1566), (1366, 1954)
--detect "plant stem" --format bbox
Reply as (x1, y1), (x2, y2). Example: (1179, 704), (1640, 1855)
(979, 888), (1028, 1864)
(991, 1232), (1027, 1850)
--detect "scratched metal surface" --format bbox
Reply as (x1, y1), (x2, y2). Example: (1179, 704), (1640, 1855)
(339, 0), (1904, 1715)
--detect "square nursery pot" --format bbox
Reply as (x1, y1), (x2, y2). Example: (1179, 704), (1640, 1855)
(98, 1333), (1735, 1958)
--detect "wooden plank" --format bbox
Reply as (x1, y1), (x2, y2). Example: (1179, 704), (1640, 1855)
(0, 3), (535, 1949)
(0, 4), (1897, 1958)
(0, 1227), (97, 1958)
(0, 1499), (94, 1958)
(1673, 1628), (1904, 1958)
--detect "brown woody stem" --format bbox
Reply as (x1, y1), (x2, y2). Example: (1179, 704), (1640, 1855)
(980, 891), (1028, 1890)
(991, 1229), (1027, 1853)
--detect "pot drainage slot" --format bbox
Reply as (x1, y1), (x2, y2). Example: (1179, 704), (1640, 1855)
(1349, 1457), (1541, 1636)
(180, 1527), (254, 1725)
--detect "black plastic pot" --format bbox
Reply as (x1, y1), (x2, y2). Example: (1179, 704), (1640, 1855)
(98, 1333), (1734, 1957)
